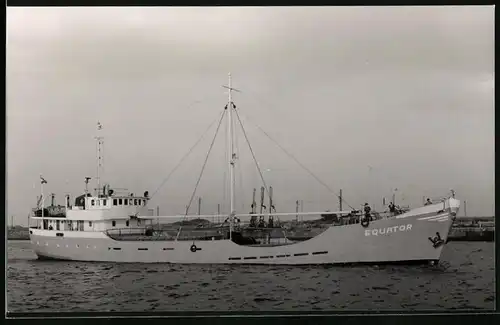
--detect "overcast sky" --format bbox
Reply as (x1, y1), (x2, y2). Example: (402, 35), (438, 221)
(7, 6), (494, 226)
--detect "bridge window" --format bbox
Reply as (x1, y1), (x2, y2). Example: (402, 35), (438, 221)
(126, 221), (129, 227)
(143, 200), (146, 206)
(103, 199), (107, 206)
(112, 221), (116, 227)
(134, 199), (138, 205)
(89, 221), (92, 227)
(119, 199), (123, 205)
(129, 199), (133, 205)
(91, 200), (95, 206)
(113, 199), (118, 206)
(124, 199), (128, 206)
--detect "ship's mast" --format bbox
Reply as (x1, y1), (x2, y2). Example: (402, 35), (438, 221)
(227, 73), (236, 239)
(95, 122), (103, 197)
(39, 175), (47, 225)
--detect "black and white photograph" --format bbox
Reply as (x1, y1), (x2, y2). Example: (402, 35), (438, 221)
(6, 5), (495, 313)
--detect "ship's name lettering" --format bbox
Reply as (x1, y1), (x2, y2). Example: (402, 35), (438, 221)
(364, 224), (412, 237)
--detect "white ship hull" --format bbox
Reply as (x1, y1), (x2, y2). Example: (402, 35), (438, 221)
(29, 198), (459, 265)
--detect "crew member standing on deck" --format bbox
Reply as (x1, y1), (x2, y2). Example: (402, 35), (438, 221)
(363, 203), (372, 221)
(388, 202), (395, 216)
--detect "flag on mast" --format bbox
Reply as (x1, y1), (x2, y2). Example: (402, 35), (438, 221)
(97, 121), (102, 130)
(40, 175), (48, 184)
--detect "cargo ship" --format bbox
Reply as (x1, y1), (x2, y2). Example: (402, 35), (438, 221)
(28, 74), (460, 265)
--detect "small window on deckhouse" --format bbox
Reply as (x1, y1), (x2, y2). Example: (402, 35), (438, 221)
(119, 199), (123, 205)
(113, 199), (118, 206)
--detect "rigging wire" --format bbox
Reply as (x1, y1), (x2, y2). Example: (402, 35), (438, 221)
(233, 103), (245, 212)
(175, 108), (227, 240)
(233, 107), (271, 201)
(114, 95), (222, 204)
(149, 109), (226, 201)
(239, 91), (433, 210)
(235, 89), (357, 210)
(236, 111), (356, 211)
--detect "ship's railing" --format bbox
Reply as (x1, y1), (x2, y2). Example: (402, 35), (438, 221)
(372, 210), (408, 219)
(105, 227), (228, 241)
(106, 227), (150, 236)
(287, 210), (407, 227)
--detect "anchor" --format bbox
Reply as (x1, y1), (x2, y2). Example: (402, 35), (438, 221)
(428, 232), (445, 248)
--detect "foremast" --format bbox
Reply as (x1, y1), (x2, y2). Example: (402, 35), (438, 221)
(95, 122), (104, 197)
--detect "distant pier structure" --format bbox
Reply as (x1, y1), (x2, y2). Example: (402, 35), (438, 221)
(449, 216), (495, 242)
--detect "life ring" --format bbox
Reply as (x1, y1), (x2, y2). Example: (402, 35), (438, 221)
(190, 244), (198, 253)
(361, 217), (370, 228)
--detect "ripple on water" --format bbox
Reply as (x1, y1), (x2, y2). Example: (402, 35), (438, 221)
(6, 241), (496, 312)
